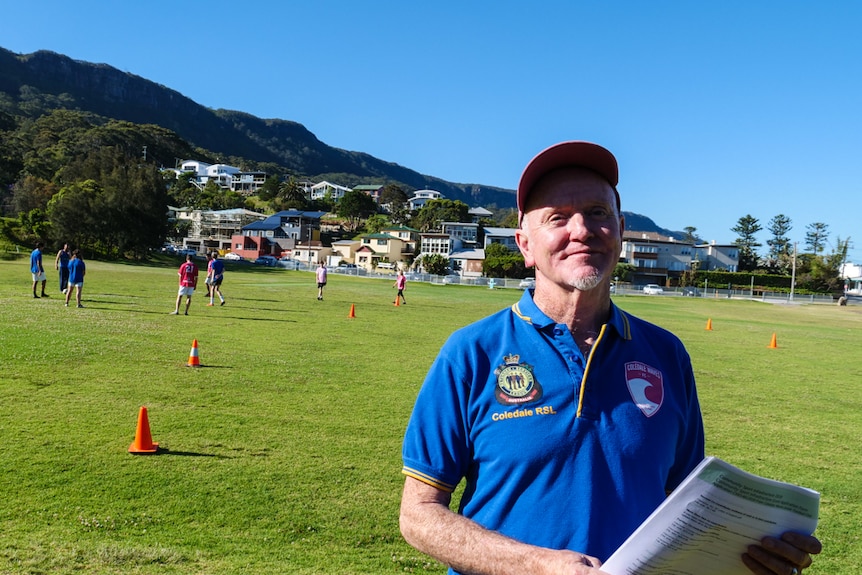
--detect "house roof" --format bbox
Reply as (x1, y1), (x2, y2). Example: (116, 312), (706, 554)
(449, 248), (485, 260)
(483, 227), (517, 237)
(381, 225), (420, 233)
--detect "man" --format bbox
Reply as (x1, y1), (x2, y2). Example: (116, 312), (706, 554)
(399, 141), (821, 575)
(207, 252), (226, 306)
(55, 242), (71, 294)
(64, 249), (85, 308)
(316, 262), (327, 300)
(172, 253), (199, 315)
(30, 242), (48, 298)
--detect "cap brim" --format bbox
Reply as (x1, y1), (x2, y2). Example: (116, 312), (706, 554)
(517, 141), (619, 215)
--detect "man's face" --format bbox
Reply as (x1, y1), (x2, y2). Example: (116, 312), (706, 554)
(515, 168), (623, 292)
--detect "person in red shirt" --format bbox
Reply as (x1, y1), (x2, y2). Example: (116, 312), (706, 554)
(171, 253), (199, 315)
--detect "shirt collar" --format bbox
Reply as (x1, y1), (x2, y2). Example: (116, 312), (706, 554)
(511, 289), (631, 340)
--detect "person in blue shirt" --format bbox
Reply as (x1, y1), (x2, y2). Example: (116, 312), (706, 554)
(64, 249), (86, 308)
(30, 241), (48, 298)
(399, 141), (821, 575)
(207, 252), (226, 306)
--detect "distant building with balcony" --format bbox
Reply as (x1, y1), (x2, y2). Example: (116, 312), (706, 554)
(408, 189), (443, 210)
(310, 181), (351, 202)
(693, 242), (739, 272)
(482, 227), (518, 252)
(172, 160), (266, 195)
(620, 232), (739, 286)
(441, 221), (480, 249)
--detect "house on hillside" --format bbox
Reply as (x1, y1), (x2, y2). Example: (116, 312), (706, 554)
(232, 210), (326, 260)
(408, 189), (443, 210)
(172, 160), (266, 195)
(310, 181), (351, 202)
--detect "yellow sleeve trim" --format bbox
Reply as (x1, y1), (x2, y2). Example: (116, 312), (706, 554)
(401, 467), (457, 493)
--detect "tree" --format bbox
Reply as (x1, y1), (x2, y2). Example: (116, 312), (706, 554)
(731, 215), (762, 272)
(380, 184), (408, 208)
(804, 222), (829, 254)
(11, 175), (59, 215)
(419, 253), (450, 276)
(276, 177), (308, 210)
(257, 175), (282, 201)
(363, 214), (390, 234)
(765, 214), (793, 272)
(683, 226), (698, 244)
(336, 190), (378, 232)
(483, 243), (528, 278)
(412, 199), (470, 232)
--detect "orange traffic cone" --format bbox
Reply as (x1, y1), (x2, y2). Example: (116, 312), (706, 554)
(187, 339), (201, 367)
(348, 303), (356, 318)
(129, 406), (159, 454)
(394, 297), (400, 307)
(705, 318), (713, 331)
(767, 333), (778, 349)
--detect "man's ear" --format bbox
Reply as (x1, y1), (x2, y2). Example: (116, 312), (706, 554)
(515, 226), (535, 269)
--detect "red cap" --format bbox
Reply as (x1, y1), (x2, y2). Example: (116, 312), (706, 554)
(517, 141), (619, 222)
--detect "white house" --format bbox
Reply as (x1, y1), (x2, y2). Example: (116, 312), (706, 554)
(408, 189), (443, 210)
(310, 181), (351, 202)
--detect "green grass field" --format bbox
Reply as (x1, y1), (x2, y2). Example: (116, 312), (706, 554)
(1, 257), (859, 574)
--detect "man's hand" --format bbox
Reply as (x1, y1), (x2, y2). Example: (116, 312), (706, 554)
(742, 531), (822, 575)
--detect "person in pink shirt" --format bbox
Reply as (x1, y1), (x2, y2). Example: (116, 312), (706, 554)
(171, 253), (199, 315)
(316, 262), (327, 300)
(393, 269), (407, 305)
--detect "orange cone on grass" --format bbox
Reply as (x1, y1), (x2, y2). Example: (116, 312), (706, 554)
(768, 333), (778, 349)
(129, 406), (159, 454)
(394, 297), (400, 307)
(348, 303), (356, 318)
(705, 318), (713, 331)
(187, 339), (201, 367)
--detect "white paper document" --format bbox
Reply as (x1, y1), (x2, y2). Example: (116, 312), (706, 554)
(601, 456), (819, 575)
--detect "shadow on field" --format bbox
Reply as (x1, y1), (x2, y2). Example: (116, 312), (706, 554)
(154, 447), (232, 459)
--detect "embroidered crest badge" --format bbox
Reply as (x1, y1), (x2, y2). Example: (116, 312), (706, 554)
(624, 361), (664, 417)
(494, 354), (543, 405)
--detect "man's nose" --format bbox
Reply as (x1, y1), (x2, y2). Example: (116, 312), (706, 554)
(566, 213), (593, 239)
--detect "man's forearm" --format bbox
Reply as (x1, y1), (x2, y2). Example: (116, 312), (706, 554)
(399, 477), (602, 575)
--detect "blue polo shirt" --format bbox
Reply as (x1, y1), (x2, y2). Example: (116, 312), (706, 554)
(30, 248), (43, 273)
(402, 289), (704, 567)
(68, 258), (85, 284)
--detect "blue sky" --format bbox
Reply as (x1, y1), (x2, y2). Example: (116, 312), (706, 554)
(2, 1), (860, 261)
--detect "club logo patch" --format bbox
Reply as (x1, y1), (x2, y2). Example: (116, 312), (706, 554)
(624, 361), (664, 417)
(495, 354), (543, 405)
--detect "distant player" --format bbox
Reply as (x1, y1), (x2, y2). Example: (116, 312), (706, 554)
(171, 253), (199, 315)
